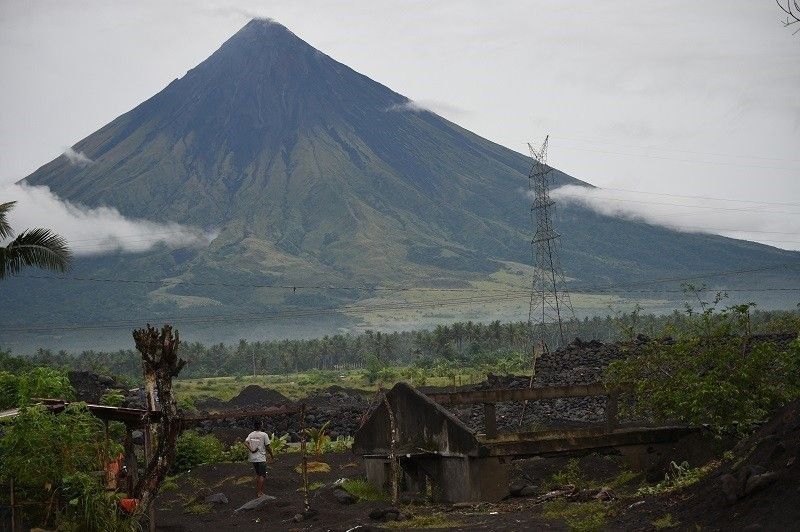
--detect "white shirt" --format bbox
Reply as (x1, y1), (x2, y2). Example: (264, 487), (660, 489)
(245, 431), (271, 463)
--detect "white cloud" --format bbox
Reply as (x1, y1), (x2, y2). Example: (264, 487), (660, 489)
(549, 184), (800, 251)
(1, 183), (217, 255)
(386, 98), (467, 118)
(63, 147), (93, 167)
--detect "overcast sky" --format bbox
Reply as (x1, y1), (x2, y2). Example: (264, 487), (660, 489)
(1, 1), (798, 250)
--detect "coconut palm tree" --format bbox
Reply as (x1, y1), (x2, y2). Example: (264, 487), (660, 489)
(0, 201), (71, 279)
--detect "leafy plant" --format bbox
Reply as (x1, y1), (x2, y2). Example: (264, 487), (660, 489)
(172, 430), (225, 473)
(268, 433), (290, 455)
(306, 421), (331, 455)
(99, 390), (125, 407)
(0, 200), (71, 279)
(606, 298), (800, 434)
(16, 367), (75, 405)
(326, 435), (354, 453)
(60, 472), (138, 532)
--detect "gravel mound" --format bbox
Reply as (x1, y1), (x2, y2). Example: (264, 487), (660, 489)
(227, 385), (290, 408)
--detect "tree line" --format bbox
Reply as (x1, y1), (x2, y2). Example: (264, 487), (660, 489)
(3, 305), (797, 381)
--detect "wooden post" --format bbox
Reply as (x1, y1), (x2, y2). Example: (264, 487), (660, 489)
(299, 403), (309, 513)
(483, 403), (497, 438)
(382, 394), (398, 505)
(10, 479), (15, 532)
(606, 390), (619, 432)
(124, 425), (137, 496)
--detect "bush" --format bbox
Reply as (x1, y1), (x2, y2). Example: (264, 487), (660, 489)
(99, 391), (125, 407)
(0, 371), (19, 409)
(0, 367), (74, 408)
(172, 430), (225, 472)
(0, 404), (108, 489)
(60, 472), (138, 532)
(606, 335), (800, 434)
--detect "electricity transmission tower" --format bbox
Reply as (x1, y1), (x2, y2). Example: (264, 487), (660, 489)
(527, 135), (575, 352)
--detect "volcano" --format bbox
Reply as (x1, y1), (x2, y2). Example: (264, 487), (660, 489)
(5, 19), (797, 343)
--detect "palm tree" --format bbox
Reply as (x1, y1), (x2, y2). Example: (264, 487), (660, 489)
(0, 201), (71, 279)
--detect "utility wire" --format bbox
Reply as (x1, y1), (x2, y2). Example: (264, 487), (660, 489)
(2, 285), (798, 334)
(14, 262), (800, 294)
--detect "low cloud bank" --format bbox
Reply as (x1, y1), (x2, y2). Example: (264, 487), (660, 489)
(63, 147), (93, 167)
(1, 183), (217, 255)
(549, 184), (800, 251)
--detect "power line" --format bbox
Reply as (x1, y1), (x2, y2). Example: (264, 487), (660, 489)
(1, 285), (798, 334)
(14, 262), (800, 294)
(555, 194), (800, 215)
(593, 187), (800, 208)
(550, 135), (800, 165)
(555, 145), (799, 172)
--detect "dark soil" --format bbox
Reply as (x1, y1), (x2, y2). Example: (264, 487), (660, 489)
(154, 452), (566, 531)
(609, 398), (800, 531)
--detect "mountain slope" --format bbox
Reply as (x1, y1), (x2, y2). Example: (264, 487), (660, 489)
(5, 19), (798, 344)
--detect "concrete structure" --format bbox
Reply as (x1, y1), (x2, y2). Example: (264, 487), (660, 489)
(353, 382), (700, 503)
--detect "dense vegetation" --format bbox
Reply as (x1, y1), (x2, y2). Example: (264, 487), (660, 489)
(2, 306), (797, 382)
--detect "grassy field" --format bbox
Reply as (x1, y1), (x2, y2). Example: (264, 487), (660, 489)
(173, 366), (510, 402)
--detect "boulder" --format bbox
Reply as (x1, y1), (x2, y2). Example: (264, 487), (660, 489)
(332, 487), (357, 505)
(234, 495), (276, 512)
(205, 492), (229, 505)
(720, 474), (738, 503)
(744, 472), (779, 496)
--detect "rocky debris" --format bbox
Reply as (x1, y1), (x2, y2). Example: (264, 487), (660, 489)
(204, 492), (229, 505)
(368, 507), (403, 522)
(233, 494), (276, 512)
(228, 385), (289, 408)
(744, 471), (779, 496)
(332, 486), (357, 505)
(67, 371), (122, 403)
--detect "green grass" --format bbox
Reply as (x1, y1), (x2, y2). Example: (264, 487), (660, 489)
(183, 502), (212, 515)
(173, 366), (519, 404)
(340, 478), (388, 501)
(383, 512), (461, 529)
(653, 514), (679, 529)
(542, 500), (610, 532)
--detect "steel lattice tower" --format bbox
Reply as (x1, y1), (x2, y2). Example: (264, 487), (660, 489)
(527, 135), (575, 350)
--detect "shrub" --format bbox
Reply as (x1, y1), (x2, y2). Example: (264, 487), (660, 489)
(0, 404), (108, 489)
(326, 435), (354, 453)
(224, 440), (249, 462)
(0, 371), (19, 409)
(60, 472), (138, 532)
(269, 433), (290, 455)
(172, 430), (225, 472)
(606, 335), (800, 434)
(99, 391), (125, 407)
(0, 367), (74, 407)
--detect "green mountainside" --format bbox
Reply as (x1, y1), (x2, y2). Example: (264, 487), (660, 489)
(3, 20), (797, 349)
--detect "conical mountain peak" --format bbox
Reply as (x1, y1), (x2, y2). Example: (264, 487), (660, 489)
(15, 20), (796, 331)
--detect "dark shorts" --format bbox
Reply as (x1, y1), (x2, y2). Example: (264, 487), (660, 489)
(252, 461), (267, 477)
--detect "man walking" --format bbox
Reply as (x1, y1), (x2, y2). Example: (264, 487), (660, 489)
(244, 419), (273, 498)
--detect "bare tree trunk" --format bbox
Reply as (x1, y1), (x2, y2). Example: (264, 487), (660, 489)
(131, 324), (186, 524)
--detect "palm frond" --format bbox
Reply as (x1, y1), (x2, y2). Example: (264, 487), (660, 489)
(0, 228), (72, 279)
(0, 201), (16, 239)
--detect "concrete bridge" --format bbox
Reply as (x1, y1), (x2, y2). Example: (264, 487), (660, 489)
(353, 382), (700, 502)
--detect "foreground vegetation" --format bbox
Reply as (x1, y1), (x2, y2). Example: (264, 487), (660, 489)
(1, 290), (798, 530)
